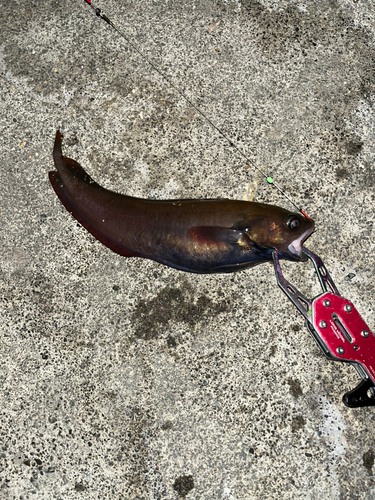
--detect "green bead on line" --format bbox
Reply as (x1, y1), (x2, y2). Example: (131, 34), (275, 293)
(266, 177), (274, 184)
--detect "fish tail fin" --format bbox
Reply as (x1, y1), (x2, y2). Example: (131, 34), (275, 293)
(49, 130), (100, 230)
(49, 131), (139, 259)
(52, 130), (97, 185)
(49, 129), (100, 222)
(48, 170), (77, 216)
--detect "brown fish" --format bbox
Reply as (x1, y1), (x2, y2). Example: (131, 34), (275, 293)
(49, 131), (314, 273)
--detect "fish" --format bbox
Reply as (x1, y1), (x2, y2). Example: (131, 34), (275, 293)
(49, 131), (315, 273)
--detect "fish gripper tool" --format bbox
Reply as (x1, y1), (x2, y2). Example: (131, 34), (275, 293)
(272, 247), (375, 408)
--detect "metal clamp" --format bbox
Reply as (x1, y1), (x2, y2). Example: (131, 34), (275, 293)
(273, 247), (375, 408)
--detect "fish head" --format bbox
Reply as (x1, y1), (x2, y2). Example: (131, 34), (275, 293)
(244, 205), (315, 262)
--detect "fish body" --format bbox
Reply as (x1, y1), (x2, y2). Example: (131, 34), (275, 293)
(49, 131), (314, 273)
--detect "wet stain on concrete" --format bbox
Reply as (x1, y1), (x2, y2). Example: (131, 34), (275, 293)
(361, 161), (375, 188)
(131, 282), (231, 341)
(167, 335), (177, 348)
(173, 475), (194, 497)
(287, 378), (303, 398)
(291, 324), (301, 332)
(291, 415), (306, 432)
(243, 0), (375, 96)
(346, 140), (363, 155)
(74, 483), (86, 492)
(335, 167), (350, 181)
(113, 405), (166, 496)
(161, 420), (173, 431)
(363, 450), (374, 475)
(240, 0), (375, 165)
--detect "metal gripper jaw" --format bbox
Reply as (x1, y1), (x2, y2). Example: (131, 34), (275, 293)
(272, 247), (375, 408)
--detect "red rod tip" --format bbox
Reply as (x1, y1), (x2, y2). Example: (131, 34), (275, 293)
(299, 209), (313, 221)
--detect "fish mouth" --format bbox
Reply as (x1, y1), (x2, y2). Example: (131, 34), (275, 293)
(287, 227), (315, 261)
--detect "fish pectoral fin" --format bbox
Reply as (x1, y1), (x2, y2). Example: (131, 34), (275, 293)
(188, 226), (252, 248)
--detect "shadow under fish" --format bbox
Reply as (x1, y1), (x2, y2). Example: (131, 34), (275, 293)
(49, 131), (314, 273)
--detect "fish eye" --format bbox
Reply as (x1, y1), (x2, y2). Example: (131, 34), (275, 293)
(287, 217), (300, 230)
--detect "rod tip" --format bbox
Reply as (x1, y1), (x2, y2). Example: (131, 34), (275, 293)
(299, 209), (312, 221)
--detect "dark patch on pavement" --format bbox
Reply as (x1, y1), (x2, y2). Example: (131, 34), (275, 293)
(291, 415), (306, 432)
(287, 378), (303, 398)
(132, 281), (231, 340)
(173, 475), (194, 497)
(363, 450), (374, 475)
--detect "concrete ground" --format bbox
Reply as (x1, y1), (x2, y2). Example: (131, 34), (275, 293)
(1, 0), (375, 498)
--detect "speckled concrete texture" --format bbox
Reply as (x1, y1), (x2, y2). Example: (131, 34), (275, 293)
(1, 0), (375, 498)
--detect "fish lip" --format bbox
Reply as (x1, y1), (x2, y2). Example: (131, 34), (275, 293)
(287, 227), (315, 261)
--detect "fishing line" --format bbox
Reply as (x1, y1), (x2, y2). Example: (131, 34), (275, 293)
(83, 0), (311, 219)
